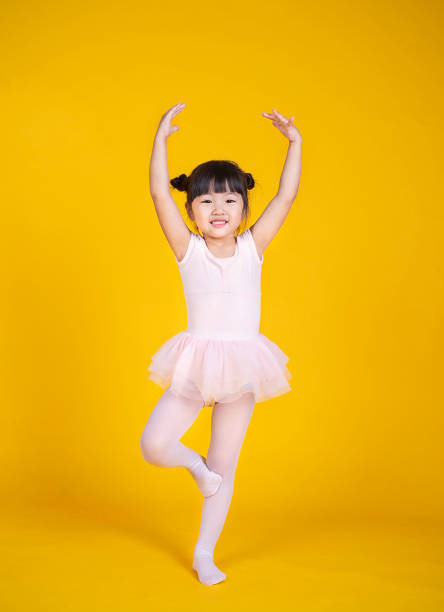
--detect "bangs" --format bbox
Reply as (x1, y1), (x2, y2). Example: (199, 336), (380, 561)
(189, 161), (246, 201)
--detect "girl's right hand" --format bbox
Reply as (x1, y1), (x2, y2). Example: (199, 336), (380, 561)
(155, 102), (186, 139)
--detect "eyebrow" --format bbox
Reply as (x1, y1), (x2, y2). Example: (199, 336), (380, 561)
(202, 192), (238, 196)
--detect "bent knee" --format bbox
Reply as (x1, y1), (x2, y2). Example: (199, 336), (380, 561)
(140, 431), (170, 464)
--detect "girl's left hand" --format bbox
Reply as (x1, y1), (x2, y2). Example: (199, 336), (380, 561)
(262, 109), (302, 143)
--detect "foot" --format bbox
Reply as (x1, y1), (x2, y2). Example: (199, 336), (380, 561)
(192, 550), (226, 585)
(188, 454), (222, 497)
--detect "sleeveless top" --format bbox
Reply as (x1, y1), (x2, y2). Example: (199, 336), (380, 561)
(174, 228), (263, 340)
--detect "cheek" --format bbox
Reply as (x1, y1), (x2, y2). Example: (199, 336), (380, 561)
(194, 208), (207, 219)
(199, 207), (214, 218)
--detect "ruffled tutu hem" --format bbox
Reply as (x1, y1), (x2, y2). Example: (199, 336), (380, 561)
(147, 331), (292, 406)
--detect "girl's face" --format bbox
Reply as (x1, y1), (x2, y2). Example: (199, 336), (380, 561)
(190, 189), (244, 237)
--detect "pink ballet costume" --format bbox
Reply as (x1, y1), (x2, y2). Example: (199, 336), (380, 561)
(147, 228), (292, 406)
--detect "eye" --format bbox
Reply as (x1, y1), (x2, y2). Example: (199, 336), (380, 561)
(200, 199), (237, 204)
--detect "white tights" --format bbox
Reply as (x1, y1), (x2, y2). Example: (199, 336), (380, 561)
(140, 388), (255, 585)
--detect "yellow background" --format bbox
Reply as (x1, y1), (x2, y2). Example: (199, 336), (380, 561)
(2, 0), (444, 609)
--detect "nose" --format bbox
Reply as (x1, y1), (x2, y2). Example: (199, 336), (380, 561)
(212, 203), (229, 212)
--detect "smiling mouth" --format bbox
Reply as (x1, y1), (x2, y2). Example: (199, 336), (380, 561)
(210, 220), (228, 226)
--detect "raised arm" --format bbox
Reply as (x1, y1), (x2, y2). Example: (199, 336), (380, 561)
(149, 103), (191, 262)
(250, 109), (302, 258)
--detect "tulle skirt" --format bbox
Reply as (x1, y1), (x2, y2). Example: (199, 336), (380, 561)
(147, 331), (292, 406)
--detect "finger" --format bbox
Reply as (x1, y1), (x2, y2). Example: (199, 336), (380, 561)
(167, 103), (182, 113)
(273, 109), (287, 122)
(169, 102), (186, 115)
(171, 104), (186, 118)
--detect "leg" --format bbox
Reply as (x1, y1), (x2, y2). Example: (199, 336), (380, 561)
(192, 391), (255, 585)
(140, 388), (223, 497)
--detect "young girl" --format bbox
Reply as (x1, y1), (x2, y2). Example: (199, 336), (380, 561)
(140, 102), (302, 585)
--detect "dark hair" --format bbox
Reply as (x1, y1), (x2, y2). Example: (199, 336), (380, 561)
(170, 160), (255, 235)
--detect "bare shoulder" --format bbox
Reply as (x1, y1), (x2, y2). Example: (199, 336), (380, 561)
(248, 223), (265, 260)
(165, 224), (192, 263)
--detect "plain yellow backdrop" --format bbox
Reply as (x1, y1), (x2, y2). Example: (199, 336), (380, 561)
(1, 0), (444, 607)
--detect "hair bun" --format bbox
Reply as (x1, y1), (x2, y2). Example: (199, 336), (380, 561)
(244, 172), (255, 190)
(170, 173), (188, 192)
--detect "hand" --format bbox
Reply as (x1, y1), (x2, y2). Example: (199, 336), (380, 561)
(156, 102), (186, 139)
(262, 109), (302, 143)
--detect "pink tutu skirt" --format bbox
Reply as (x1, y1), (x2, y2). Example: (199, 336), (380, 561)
(147, 331), (292, 406)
